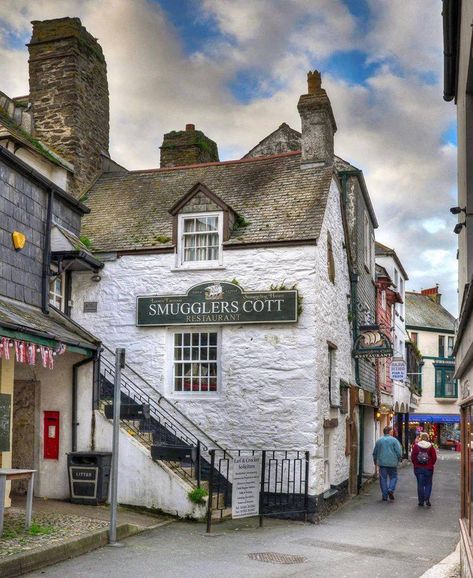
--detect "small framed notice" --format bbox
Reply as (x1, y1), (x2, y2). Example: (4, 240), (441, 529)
(231, 455), (262, 519)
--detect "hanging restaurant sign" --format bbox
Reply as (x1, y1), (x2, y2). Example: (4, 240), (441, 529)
(353, 324), (393, 359)
(136, 281), (298, 326)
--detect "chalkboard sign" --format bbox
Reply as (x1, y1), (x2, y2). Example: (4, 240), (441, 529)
(0, 393), (11, 452)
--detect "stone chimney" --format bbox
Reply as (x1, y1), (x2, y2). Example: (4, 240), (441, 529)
(297, 70), (336, 167)
(160, 124), (219, 168)
(27, 17), (110, 197)
(421, 285), (442, 304)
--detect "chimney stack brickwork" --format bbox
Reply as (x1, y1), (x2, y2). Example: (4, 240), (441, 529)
(160, 125), (219, 168)
(297, 70), (337, 167)
(28, 17), (110, 197)
(421, 286), (442, 304)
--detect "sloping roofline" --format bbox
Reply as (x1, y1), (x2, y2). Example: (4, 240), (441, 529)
(0, 145), (89, 215)
(375, 241), (409, 280)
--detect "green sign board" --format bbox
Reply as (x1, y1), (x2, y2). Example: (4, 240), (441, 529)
(0, 393), (11, 453)
(136, 282), (298, 327)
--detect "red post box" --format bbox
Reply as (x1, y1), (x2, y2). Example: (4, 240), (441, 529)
(44, 411), (60, 460)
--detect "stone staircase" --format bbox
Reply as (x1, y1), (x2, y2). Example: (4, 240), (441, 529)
(98, 345), (229, 496)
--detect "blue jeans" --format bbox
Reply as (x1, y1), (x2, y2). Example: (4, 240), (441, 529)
(379, 466), (398, 498)
(414, 467), (433, 504)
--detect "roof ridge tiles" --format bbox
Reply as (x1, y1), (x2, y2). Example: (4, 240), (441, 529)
(127, 150), (302, 174)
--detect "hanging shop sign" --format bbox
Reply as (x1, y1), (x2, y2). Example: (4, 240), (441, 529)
(390, 358), (407, 381)
(231, 455), (262, 519)
(353, 324), (393, 359)
(136, 282), (298, 327)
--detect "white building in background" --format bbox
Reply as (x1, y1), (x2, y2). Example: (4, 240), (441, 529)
(406, 287), (458, 448)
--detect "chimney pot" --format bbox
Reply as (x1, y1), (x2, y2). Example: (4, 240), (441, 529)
(186, 124), (195, 132)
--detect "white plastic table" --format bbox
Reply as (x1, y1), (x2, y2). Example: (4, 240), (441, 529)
(0, 469), (36, 536)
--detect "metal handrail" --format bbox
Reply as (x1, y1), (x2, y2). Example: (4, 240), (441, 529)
(99, 344), (226, 453)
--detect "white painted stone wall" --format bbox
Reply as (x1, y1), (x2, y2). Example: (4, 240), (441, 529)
(93, 412), (203, 517)
(71, 177), (353, 497)
(15, 351), (89, 499)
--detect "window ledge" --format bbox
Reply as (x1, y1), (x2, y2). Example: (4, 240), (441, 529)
(169, 394), (221, 401)
(434, 396), (458, 402)
(171, 266), (226, 272)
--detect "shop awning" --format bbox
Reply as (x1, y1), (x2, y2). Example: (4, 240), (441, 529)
(409, 414), (460, 423)
(0, 296), (100, 355)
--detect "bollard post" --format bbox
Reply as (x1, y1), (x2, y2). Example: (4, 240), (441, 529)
(108, 348), (125, 547)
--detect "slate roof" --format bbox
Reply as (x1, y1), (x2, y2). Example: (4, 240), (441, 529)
(81, 152), (334, 252)
(405, 292), (456, 331)
(0, 296), (100, 350)
(375, 241), (409, 280)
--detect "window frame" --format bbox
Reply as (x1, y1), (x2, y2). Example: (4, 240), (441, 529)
(363, 212), (370, 271)
(327, 232), (335, 284)
(448, 336), (455, 358)
(177, 211), (223, 269)
(49, 268), (66, 311)
(328, 344), (339, 407)
(434, 364), (457, 398)
(167, 327), (222, 398)
(439, 335), (445, 358)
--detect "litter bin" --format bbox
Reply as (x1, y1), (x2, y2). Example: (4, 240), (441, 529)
(67, 451), (112, 505)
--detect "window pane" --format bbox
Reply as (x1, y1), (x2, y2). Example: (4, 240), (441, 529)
(439, 336), (445, 358)
(184, 218), (196, 232)
(173, 332), (218, 393)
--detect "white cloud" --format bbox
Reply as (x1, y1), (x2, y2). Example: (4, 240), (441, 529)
(0, 0), (458, 312)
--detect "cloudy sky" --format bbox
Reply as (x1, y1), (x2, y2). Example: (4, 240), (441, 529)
(0, 0), (458, 313)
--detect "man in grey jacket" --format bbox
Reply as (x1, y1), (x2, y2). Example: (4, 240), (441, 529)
(372, 425), (403, 501)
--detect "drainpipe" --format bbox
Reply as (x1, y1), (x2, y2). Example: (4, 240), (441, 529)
(72, 354), (96, 452)
(42, 188), (54, 314)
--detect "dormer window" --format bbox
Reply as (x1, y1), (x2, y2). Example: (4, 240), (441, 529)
(170, 182), (236, 270)
(178, 212), (223, 267)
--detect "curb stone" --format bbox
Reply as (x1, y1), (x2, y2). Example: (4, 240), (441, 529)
(418, 542), (460, 578)
(0, 520), (173, 578)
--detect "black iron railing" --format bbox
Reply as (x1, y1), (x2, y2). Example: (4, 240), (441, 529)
(97, 345), (226, 486)
(206, 449), (310, 532)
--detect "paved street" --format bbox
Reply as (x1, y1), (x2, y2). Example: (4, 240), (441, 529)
(26, 451), (460, 578)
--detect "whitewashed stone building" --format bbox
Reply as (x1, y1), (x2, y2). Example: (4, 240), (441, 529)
(70, 71), (357, 516)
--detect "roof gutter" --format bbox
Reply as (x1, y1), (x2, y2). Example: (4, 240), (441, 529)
(442, 0), (460, 102)
(42, 187), (54, 314)
(337, 169), (379, 229)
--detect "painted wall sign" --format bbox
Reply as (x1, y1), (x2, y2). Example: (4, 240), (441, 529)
(353, 324), (393, 358)
(390, 359), (407, 381)
(136, 282), (298, 326)
(231, 455), (261, 519)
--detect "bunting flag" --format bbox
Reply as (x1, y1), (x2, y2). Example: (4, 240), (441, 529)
(27, 343), (36, 366)
(1, 337), (11, 360)
(0, 337), (65, 368)
(15, 340), (27, 363)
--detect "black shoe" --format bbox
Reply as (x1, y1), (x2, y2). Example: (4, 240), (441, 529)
(382, 497), (388, 501)
(388, 491), (395, 501)
(418, 502), (424, 507)
(426, 500), (431, 507)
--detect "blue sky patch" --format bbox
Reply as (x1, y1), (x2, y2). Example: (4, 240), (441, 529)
(325, 50), (377, 85)
(442, 121), (457, 146)
(155, 0), (222, 55)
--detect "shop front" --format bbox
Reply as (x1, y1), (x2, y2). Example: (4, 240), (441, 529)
(409, 413), (460, 450)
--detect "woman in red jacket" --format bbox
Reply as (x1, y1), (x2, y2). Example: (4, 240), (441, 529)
(411, 432), (437, 507)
